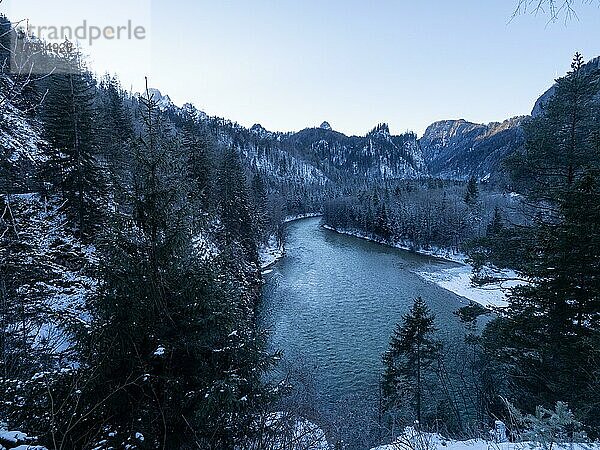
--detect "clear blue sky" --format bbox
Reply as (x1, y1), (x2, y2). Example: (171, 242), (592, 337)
(5, 0), (600, 136)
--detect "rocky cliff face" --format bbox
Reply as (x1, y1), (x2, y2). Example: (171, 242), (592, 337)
(193, 113), (524, 184)
(188, 110), (526, 185)
(418, 117), (525, 180)
(176, 108), (523, 184)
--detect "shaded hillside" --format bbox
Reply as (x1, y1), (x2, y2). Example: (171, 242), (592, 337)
(419, 117), (525, 180)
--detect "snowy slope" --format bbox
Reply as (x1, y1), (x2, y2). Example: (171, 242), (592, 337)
(372, 429), (595, 450)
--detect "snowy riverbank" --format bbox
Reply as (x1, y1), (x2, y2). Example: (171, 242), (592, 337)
(416, 265), (522, 308)
(284, 212), (323, 223)
(322, 225), (520, 309)
(259, 236), (285, 270)
(260, 214), (323, 270)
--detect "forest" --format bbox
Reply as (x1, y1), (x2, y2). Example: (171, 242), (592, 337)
(0, 15), (293, 449)
(1, 8), (600, 450)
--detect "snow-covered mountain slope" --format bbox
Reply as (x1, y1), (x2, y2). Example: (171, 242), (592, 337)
(162, 100), (525, 184)
(282, 124), (424, 181)
(0, 102), (48, 193)
(142, 87), (176, 110)
(1, 98), (96, 360)
(187, 114), (426, 184)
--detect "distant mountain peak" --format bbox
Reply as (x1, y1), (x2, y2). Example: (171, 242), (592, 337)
(250, 123), (272, 138)
(368, 123), (390, 136)
(319, 121), (332, 131)
(142, 88), (174, 110)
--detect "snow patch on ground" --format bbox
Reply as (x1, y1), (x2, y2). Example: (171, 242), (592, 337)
(277, 418), (330, 450)
(371, 429), (595, 450)
(0, 102), (48, 166)
(0, 426), (47, 449)
(254, 413), (330, 450)
(417, 265), (512, 308)
(260, 236), (285, 270)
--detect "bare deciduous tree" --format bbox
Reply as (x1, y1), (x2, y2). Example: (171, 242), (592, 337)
(0, 18), (50, 114)
(514, 0), (600, 22)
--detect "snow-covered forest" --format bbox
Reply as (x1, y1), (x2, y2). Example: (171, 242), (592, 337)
(2, 5), (600, 450)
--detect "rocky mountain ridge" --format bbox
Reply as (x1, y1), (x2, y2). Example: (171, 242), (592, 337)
(154, 55), (600, 184)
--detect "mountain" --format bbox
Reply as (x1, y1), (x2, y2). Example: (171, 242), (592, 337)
(419, 117), (525, 180)
(154, 55), (600, 185)
(144, 88), (175, 110)
(279, 123), (423, 181)
(188, 112), (425, 184)
(192, 110), (520, 184)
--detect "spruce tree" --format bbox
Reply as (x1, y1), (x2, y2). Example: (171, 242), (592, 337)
(41, 53), (104, 239)
(464, 176), (479, 205)
(473, 54), (600, 429)
(217, 147), (258, 266)
(250, 172), (269, 244)
(180, 104), (213, 221)
(97, 75), (134, 196)
(382, 297), (440, 427)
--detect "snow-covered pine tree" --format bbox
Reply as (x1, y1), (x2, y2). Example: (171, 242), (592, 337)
(508, 401), (588, 450)
(96, 75), (134, 204)
(216, 146), (259, 267)
(250, 172), (269, 245)
(179, 103), (214, 224)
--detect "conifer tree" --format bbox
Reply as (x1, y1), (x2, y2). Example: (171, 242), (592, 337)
(217, 147), (258, 266)
(97, 75), (134, 194)
(464, 176), (479, 205)
(180, 104), (213, 220)
(473, 54), (600, 428)
(382, 297), (440, 426)
(41, 53), (104, 239)
(375, 204), (392, 241)
(251, 172), (269, 244)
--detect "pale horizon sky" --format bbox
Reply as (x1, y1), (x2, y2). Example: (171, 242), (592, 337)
(3, 0), (600, 136)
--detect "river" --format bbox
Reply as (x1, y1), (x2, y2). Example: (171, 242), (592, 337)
(260, 217), (475, 446)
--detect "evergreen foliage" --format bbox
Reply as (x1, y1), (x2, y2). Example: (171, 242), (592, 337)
(0, 21), (282, 447)
(464, 177), (479, 205)
(508, 401), (587, 450)
(382, 298), (440, 427)
(471, 54), (600, 432)
(40, 53), (104, 239)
